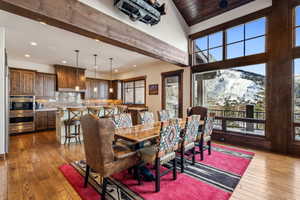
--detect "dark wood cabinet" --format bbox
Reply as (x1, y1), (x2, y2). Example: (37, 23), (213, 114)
(85, 78), (109, 99)
(35, 73), (56, 97)
(55, 65), (86, 91)
(35, 111), (56, 131)
(10, 69), (35, 95)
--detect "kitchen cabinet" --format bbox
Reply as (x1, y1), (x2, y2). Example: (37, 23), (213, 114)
(35, 111), (56, 131)
(10, 69), (35, 95)
(35, 73), (56, 97)
(85, 78), (109, 99)
(55, 65), (86, 91)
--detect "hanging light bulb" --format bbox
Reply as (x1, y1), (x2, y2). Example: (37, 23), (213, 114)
(74, 50), (80, 91)
(109, 58), (114, 93)
(93, 54), (98, 93)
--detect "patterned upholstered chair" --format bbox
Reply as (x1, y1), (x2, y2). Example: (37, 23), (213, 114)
(157, 110), (170, 122)
(112, 113), (133, 129)
(139, 118), (182, 192)
(179, 115), (201, 172)
(117, 105), (128, 114)
(87, 106), (104, 118)
(137, 111), (155, 125)
(197, 113), (216, 160)
(187, 106), (207, 121)
(81, 114), (141, 200)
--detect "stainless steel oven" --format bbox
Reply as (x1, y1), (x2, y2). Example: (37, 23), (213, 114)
(9, 96), (35, 134)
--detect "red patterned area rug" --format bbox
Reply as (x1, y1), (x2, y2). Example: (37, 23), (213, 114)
(59, 144), (254, 200)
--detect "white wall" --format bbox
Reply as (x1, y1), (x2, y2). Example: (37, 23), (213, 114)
(116, 61), (190, 120)
(0, 28), (6, 155)
(8, 58), (112, 79)
(190, 0), (272, 35)
(79, 0), (189, 52)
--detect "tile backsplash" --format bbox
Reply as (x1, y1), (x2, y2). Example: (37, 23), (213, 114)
(36, 92), (83, 108)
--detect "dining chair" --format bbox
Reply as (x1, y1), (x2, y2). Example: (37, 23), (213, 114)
(157, 110), (170, 122)
(187, 106), (207, 120)
(87, 106), (104, 118)
(179, 115), (201, 172)
(197, 113), (216, 160)
(139, 118), (181, 192)
(81, 114), (142, 200)
(112, 113), (133, 129)
(137, 111), (155, 125)
(117, 105), (128, 114)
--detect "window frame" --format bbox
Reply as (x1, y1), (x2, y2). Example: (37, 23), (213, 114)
(122, 76), (146, 106)
(192, 17), (267, 65)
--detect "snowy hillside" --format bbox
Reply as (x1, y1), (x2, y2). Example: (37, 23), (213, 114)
(203, 69), (265, 106)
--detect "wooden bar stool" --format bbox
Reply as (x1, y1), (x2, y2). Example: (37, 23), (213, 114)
(87, 106), (103, 118)
(64, 107), (85, 144)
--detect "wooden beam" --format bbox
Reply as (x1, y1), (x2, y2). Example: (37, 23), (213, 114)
(266, 0), (293, 154)
(0, 0), (188, 67)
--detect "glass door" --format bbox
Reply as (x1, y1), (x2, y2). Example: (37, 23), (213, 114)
(162, 70), (183, 118)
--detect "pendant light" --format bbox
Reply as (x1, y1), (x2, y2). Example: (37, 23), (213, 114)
(93, 54), (98, 93)
(109, 58), (114, 93)
(74, 50), (80, 91)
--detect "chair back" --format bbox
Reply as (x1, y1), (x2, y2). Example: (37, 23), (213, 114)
(157, 118), (181, 157)
(138, 111), (155, 125)
(87, 106), (104, 118)
(157, 110), (170, 122)
(117, 105), (128, 113)
(113, 113), (133, 129)
(182, 115), (201, 145)
(81, 114), (115, 171)
(67, 107), (85, 122)
(203, 113), (216, 136)
(187, 106), (207, 120)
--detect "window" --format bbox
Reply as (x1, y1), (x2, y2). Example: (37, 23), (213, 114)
(294, 59), (300, 141)
(226, 17), (266, 59)
(123, 78), (145, 105)
(194, 31), (223, 64)
(192, 64), (266, 136)
(295, 6), (300, 46)
(192, 17), (266, 66)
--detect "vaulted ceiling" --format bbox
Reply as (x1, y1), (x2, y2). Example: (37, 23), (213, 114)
(172, 0), (255, 26)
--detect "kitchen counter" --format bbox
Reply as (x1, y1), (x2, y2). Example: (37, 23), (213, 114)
(35, 108), (58, 112)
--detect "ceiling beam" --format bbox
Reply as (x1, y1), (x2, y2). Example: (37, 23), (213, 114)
(0, 0), (188, 67)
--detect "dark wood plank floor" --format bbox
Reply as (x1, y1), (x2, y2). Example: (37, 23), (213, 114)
(0, 131), (300, 200)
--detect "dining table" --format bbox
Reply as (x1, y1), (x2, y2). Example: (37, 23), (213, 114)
(114, 118), (205, 144)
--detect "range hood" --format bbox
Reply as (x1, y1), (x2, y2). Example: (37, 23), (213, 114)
(55, 65), (86, 92)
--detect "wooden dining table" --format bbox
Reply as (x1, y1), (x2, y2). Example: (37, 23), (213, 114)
(114, 119), (205, 144)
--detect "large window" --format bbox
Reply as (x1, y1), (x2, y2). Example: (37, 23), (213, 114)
(294, 59), (300, 141)
(123, 78), (145, 105)
(192, 64), (266, 136)
(192, 17), (266, 65)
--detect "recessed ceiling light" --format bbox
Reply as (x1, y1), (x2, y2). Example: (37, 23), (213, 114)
(30, 42), (37, 46)
(114, 69), (119, 72)
(62, 60), (67, 64)
(39, 21), (47, 25)
(24, 54), (31, 58)
(133, 65), (137, 67)
(95, 39), (100, 42)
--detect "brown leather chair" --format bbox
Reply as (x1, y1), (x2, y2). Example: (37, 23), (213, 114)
(81, 114), (141, 200)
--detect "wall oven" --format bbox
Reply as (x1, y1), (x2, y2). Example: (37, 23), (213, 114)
(9, 96), (35, 134)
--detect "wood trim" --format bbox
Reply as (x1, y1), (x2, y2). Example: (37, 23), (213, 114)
(161, 69), (184, 118)
(191, 53), (268, 73)
(0, 0), (188, 67)
(293, 47), (300, 58)
(86, 77), (109, 82)
(122, 76), (147, 82)
(189, 7), (272, 40)
(212, 131), (271, 150)
(8, 67), (36, 73)
(54, 64), (86, 71)
(0, 153), (6, 160)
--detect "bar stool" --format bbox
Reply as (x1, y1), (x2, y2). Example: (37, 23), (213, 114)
(87, 106), (103, 118)
(64, 107), (85, 144)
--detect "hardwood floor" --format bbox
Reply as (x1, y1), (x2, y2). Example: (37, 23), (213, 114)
(0, 130), (300, 200)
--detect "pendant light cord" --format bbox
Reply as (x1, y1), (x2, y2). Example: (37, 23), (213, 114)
(94, 54), (97, 79)
(75, 50), (79, 89)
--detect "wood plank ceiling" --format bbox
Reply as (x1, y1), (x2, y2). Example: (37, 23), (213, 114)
(172, 0), (255, 26)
